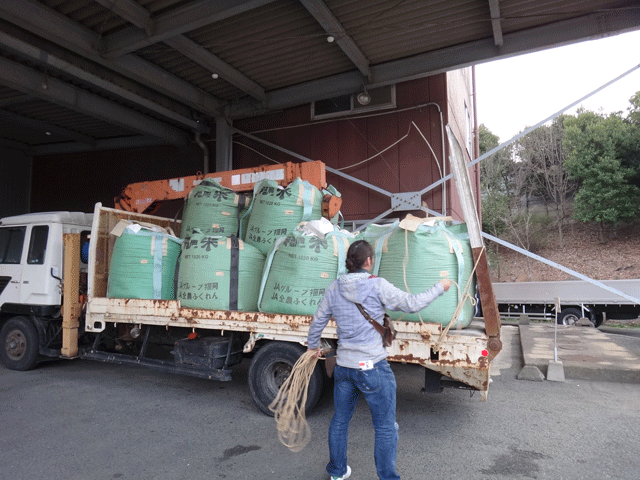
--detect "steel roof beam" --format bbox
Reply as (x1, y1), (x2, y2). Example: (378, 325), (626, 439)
(0, 30), (204, 131)
(94, 0), (154, 36)
(0, 109), (96, 146)
(164, 36), (267, 102)
(0, 138), (32, 154)
(299, 0), (371, 79)
(29, 135), (172, 156)
(0, 94), (32, 107)
(0, 56), (189, 146)
(228, 7), (640, 118)
(0, 0), (220, 116)
(101, 0), (278, 58)
(95, 0), (266, 102)
(488, 0), (503, 46)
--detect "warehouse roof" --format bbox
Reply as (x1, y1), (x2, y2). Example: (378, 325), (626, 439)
(0, 0), (639, 155)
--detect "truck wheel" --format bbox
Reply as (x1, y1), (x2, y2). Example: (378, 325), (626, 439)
(593, 314), (604, 328)
(558, 308), (581, 326)
(247, 341), (323, 417)
(0, 316), (40, 371)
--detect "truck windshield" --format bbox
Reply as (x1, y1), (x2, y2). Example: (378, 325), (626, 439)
(0, 226), (26, 264)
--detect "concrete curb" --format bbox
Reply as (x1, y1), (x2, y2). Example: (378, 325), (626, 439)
(517, 365), (545, 382)
(518, 323), (640, 384)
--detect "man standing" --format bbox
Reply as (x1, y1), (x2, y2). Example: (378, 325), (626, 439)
(307, 240), (450, 480)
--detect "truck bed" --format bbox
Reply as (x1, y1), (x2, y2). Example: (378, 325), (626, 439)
(85, 297), (491, 388)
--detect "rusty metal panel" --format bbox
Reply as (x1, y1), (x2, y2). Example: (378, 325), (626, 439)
(85, 295), (491, 392)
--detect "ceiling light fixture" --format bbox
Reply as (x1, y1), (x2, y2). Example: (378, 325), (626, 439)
(356, 86), (371, 106)
(327, 35), (335, 43)
(211, 73), (219, 79)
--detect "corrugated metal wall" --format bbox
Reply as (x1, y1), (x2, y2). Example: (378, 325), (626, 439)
(235, 75), (449, 221)
(27, 73), (477, 224)
(446, 68), (481, 223)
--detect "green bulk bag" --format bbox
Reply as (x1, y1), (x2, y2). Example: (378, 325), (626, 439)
(242, 178), (323, 255)
(258, 223), (355, 315)
(374, 215), (475, 328)
(355, 220), (399, 244)
(181, 179), (250, 239)
(107, 224), (182, 300)
(238, 192), (252, 242)
(177, 231), (265, 311)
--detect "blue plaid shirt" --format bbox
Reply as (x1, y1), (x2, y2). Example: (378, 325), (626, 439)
(308, 272), (445, 368)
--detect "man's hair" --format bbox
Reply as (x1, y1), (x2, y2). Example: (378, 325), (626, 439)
(346, 240), (374, 273)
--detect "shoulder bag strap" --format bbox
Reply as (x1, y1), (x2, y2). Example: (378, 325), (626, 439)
(355, 303), (387, 337)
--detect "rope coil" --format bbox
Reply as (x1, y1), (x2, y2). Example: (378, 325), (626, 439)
(268, 350), (321, 452)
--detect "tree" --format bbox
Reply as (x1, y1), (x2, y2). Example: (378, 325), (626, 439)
(479, 124), (514, 279)
(479, 124), (511, 237)
(624, 91), (640, 188)
(563, 108), (640, 240)
(514, 116), (576, 246)
(628, 91), (640, 127)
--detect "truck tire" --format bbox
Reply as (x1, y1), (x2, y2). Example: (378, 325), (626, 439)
(558, 308), (582, 326)
(0, 316), (40, 371)
(593, 313), (604, 328)
(248, 341), (323, 416)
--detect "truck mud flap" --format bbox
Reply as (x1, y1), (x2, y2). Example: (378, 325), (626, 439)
(80, 349), (233, 381)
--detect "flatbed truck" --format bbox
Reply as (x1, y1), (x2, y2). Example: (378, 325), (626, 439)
(1, 155), (502, 414)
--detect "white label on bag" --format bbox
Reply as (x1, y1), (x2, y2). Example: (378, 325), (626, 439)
(358, 361), (374, 370)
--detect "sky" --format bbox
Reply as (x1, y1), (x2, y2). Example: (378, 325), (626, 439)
(475, 29), (640, 143)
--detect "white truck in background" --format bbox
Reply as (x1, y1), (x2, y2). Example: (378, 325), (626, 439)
(492, 280), (640, 327)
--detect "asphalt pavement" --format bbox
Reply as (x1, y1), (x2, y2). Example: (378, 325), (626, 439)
(1, 324), (640, 480)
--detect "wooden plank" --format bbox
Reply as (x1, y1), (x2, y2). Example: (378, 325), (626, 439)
(62, 233), (81, 358)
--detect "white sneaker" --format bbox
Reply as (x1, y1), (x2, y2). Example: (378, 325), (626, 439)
(330, 465), (351, 480)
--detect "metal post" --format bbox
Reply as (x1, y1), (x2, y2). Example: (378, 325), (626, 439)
(216, 117), (233, 172)
(446, 125), (502, 358)
(554, 297), (560, 362)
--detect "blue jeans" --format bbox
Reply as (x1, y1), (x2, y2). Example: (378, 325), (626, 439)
(327, 359), (400, 480)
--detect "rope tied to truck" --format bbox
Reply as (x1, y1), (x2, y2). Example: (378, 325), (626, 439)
(268, 349), (321, 452)
(434, 246), (485, 351)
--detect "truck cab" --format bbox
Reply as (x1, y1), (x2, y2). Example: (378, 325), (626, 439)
(0, 212), (92, 370)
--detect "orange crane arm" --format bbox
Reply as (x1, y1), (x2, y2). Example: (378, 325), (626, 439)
(114, 160), (341, 218)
